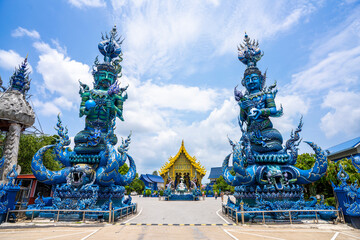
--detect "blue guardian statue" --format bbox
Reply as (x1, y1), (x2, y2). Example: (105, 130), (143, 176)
(28, 26), (136, 220)
(222, 34), (336, 222)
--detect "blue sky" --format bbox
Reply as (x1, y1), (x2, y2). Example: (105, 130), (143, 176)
(1, 0), (360, 181)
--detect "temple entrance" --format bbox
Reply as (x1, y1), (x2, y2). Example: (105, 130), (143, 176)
(174, 172), (191, 189)
(159, 140), (206, 190)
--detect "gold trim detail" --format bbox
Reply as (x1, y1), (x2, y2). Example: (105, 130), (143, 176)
(159, 140), (206, 177)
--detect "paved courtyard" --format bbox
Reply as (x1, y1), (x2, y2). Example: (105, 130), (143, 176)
(0, 196), (359, 239)
(125, 195), (228, 224)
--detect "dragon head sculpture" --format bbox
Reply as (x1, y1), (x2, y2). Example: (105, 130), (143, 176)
(67, 164), (95, 188)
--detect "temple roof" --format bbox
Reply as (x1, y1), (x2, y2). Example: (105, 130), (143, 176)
(139, 174), (164, 183)
(159, 140), (206, 176)
(208, 166), (233, 179)
(326, 137), (360, 155)
(326, 136), (360, 161)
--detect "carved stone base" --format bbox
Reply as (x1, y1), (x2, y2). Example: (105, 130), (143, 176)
(1, 123), (22, 183)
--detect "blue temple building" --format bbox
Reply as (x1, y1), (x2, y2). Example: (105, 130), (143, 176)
(139, 174), (164, 191)
(208, 167), (233, 184)
(208, 167), (222, 184)
(326, 137), (360, 162)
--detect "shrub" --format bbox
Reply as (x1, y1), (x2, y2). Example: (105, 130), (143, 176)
(325, 197), (336, 207)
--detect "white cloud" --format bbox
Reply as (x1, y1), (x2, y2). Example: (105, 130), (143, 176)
(125, 85), (309, 175)
(214, 1), (317, 56)
(290, 46), (360, 93)
(288, 8), (360, 93)
(0, 49), (33, 72)
(22, 0), (358, 178)
(177, 98), (239, 155)
(135, 82), (219, 112)
(286, 8), (360, 139)
(11, 27), (40, 39)
(31, 96), (74, 117)
(51, 39), (67, 55)
(206, 0), (220, 7)
(320, 90), (360, 137)
(120, 96), (239, 175)
(273, 94), (309, 134)
(173, 98), (239, 172)
(68, 0), (106, 8)
(32, 99), (61, 116)
(102, 73), (236, 174)
(111, 0), (318, 79)
(53, 96), (75, 110)
(105, 1), (321, 174)
(309, 14), (360, 62)
(33, 41), (93, 102)
(343, 0), (359, 4)
(117, 75), (227, 134)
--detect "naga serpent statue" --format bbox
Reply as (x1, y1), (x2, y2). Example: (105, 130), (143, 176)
(29, 26), (136, 216)
(222, 33), (335, 221)
(331, 157), (360, 228)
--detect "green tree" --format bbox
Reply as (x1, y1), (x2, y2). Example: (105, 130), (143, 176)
(213, 184), (218, 193)
(119, 163), (129, 175)
(129, 176), (145, 194)
(216, 176), (235, 193)
(152, 170), (158, 176)
(0, 134), (62, 174)
(18, 134), (63, 173)
(0, 133), (5, 156)
(295, 153), (360, 206)
(119, 163), (145, 194)
(327, 158), (360, 185)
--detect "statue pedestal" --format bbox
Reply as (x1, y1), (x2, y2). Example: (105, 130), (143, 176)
(1, 123), (22, 183)
(0, 183), (21, 223)
(168, 194), (195, 201)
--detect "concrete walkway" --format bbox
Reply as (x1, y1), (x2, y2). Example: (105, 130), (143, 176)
(125, 196), (228, 224)
(0, 196), (360, 239)
(0, 223), (359, 240)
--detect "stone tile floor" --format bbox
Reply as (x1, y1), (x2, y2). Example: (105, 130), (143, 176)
(0, 196), (359, 240)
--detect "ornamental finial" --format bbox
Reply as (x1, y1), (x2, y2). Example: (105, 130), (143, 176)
(98, 25), (123, 63)
(237, 33), (263, 67)
(9, 56), (31, 94)
(92, 26), (124, 88)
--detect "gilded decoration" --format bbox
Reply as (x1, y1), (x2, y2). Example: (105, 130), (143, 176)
(159, 140), (206, 189)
